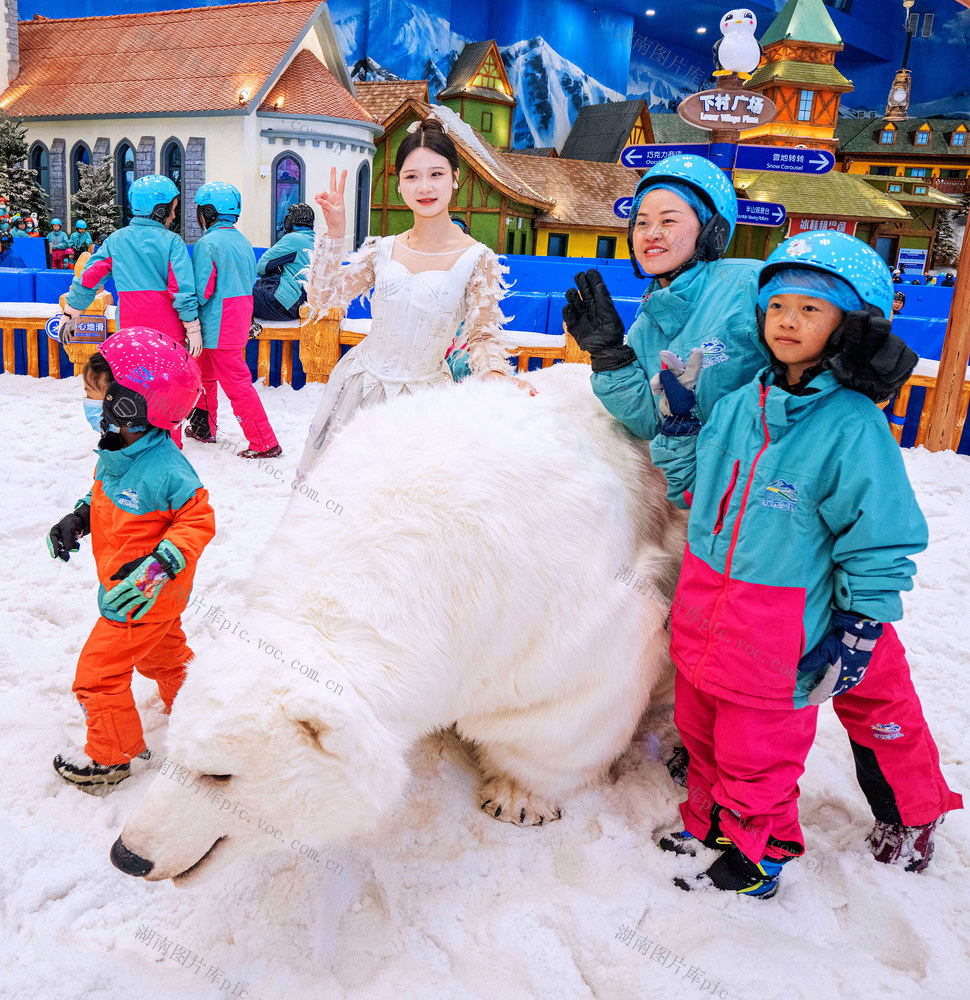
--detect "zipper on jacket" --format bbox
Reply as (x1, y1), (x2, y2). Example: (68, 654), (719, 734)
(694, 384), (772, 683)
(712, 461), (740, 536)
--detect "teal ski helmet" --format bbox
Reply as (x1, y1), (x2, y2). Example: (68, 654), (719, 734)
(129, 175), (180, 219)
(76, 220), (87, 230)
(194, 181), (242, 220)
(51, 217), (62, 226)
(759, 231), (894, 320)
(628, 154), (738, 279)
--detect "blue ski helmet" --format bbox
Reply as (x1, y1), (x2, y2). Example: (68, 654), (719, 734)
(51, 217), (62, 226)
(759, 231), (894, 319)
(194, 181), (242, 219)
(76, 219), (87, 230)
(129, 175), (180, 218)
(628, 154), (738, 278)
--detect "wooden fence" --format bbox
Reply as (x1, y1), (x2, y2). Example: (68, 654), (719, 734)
(2, 298), (967, 452)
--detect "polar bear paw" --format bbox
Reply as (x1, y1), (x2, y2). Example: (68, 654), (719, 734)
(479, 775), (563, 827)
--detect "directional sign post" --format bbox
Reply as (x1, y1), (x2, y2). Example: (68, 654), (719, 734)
(736, 201), (786, 228)
(619, 143), (710, 170)
(734, 145), (835, 175)
(613, 196), (634, 220)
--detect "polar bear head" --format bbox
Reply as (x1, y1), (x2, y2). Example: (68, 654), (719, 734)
(111, 640), (410, 885)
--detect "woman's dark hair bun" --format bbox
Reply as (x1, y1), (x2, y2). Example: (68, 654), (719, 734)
(394, 117), (460, 176)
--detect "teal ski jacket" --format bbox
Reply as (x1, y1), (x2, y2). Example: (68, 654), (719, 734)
(591, 258), (766, 441)
(650, 369), (927, 711)
(256, 227), (313, 310)
(193, 222), (256, 349)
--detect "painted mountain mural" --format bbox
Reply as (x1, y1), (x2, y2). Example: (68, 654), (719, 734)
(500, 37), (625, 149)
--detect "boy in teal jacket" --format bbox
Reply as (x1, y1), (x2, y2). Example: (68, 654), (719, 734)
(253, 202), (314, 322)
(61, 177), (200, 354)
(186, 182), (280, 459)
(649, 232), (961, 896)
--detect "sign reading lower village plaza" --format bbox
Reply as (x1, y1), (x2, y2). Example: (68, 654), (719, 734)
(677, 88), (776, 131)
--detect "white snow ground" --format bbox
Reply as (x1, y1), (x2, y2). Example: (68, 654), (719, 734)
(1, 371), (968, 1000)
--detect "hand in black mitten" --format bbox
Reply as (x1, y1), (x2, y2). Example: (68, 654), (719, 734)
(562, 269), (637, 373)
(47, 503), (91, 562)
(828, 312), (917, 402)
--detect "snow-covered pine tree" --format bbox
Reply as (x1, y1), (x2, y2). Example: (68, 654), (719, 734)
(932, 211), (958, 269)
(71, 158), (121, 242)
(0, 111), (50, 228)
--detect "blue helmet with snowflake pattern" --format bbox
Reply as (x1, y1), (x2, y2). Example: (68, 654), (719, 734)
(129, 175), (180, 219)
(627, 154), (738, 279)
(194, 181), (242, 220)
(759, 231), (893, 319)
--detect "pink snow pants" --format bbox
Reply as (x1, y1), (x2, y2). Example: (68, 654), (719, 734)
(197, 332), (278, 452)
(833, 624), (962, 825)
(675, 671), (819, 864)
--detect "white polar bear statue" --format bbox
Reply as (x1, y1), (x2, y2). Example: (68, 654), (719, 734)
(112, 364), (685, 885)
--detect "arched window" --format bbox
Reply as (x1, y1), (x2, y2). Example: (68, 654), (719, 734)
(354, 161), (371, 249)
(115, 140), (136, 225)
(29, 142), (51, 206)
(161, 138), (185, 234)
(272, 151), (304, 243)
(70, 141), (91, 195)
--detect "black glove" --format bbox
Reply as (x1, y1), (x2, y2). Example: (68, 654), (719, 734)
(47, 503), (91, 562)
(563, 269), (637, 373)
(828, 312), (917, 403)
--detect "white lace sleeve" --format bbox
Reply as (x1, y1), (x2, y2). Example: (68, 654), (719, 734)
(303, 233), (380, 318)
(459, 250), (518, 376)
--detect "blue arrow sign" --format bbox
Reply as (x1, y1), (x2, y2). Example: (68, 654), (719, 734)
(734, 145), (834, 174)
(736, 201), (786, 227)
(613, 196), (634, 220)
(619, 143), (710, 169)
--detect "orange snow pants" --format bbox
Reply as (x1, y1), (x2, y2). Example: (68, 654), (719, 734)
(73, 615), (191, 765)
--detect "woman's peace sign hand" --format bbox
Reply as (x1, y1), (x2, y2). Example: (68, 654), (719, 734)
(314, 168), (347, 238)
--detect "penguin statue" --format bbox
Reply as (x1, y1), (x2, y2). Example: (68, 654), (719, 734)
(713, 8), (762, 79)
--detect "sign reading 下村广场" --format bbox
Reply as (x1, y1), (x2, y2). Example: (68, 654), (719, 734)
(678, 89), (776, 131)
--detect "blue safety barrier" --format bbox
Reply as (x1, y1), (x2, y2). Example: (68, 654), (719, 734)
(0, 267), (36, 302)
(10, 237), (47, 269)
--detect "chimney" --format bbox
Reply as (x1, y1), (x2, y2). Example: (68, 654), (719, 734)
(1, 0), (19, 92)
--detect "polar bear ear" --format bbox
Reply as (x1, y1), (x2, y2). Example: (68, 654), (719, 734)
(282, 695), (356, 761)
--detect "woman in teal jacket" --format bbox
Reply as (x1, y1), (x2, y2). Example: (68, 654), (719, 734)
(650, 232), (960, 896)
(564, 154), (766, 441)
(253, 202), (315, 322)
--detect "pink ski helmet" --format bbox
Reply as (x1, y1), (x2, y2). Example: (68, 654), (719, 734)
(100, 328), (202, 430)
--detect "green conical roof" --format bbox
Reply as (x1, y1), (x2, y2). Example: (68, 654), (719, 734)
(761, 0), (843, 47)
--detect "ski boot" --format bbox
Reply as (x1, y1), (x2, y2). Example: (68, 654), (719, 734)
(666, 744), (690, 788)
(238, 444), (282, 459)
(659, 805), (726, 857)
(53, 748), (150, 792)
(674, 837), (803, 899)
(185, 406), (216, 444)
(867, 817), (941, 873)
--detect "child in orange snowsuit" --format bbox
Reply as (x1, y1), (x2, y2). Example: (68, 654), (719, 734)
(48, 330), (215, 790)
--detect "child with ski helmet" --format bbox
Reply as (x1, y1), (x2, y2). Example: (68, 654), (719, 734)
(48, 328), (215, 790)
(60, 176), (200, 356)
(648, 231), (960, 895)
(0, 231), (25, 268)
(187, 181), (281, 459)
(563, 153), (765, 441)
(253, 202), (315, 322)
(69, 218), (93, 257)
(47, 218), (71, 268)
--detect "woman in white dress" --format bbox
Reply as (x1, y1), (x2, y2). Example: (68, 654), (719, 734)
(297, 118), (535, 478)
